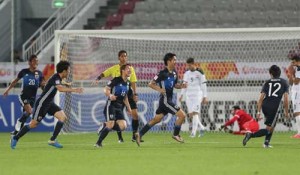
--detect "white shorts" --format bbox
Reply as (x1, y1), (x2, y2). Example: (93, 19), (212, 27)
(291, 90), (300, 113)
(185, 96), (202, 114)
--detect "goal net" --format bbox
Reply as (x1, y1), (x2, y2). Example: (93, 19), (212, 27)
(54, 28), (300, 133)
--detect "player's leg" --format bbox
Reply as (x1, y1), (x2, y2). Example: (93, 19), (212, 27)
(186, 98), (197, 137)
(172, 109), (186, 143)
(129, 96), (140, 141)
(139, 113), (164, 138)
(48, 103), (65, 148)
(12, 98), (33, 135)
(95, 121), (115, 147)
(291, 91), (300, 138)
(292, 112), (300, 138)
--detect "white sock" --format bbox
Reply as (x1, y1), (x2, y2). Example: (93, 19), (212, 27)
(197, 114), (205, 131)
(192, 115), (199, 135)
(14, 120), (22, 131)
(295, 115), (300, 134)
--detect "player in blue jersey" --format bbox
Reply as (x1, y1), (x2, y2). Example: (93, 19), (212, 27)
(94, 64), (132, 147)
(10, 60), (84, 149)
(3, 55), (45, 135)
(243, 65), (289, 148)
(135, 53), (187, 146)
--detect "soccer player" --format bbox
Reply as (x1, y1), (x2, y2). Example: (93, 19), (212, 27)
(219, 105), (259, 135)
(94, 64), (132, 147)
(288, 54), (300, 138)
(10, 60), (84, 149)
(135, 53), (187, 145)
(243, 65), (289, 148)
(92, 50), (140, 143)
(3, 55), (45, 135)
(179, 57), (208, 138)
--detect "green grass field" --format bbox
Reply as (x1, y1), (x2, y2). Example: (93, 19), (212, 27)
(0, 131), (299, 175)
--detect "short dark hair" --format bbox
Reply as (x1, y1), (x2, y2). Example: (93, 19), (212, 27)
(269, 65), (281, 78)
(56, 60), (70, 73)
(291, 54), (300, 62)
(28, 55), (37, 62)
(186, 57), (195, 64)
(120, 63), (131, 75)
(118, 50), (127, 57)
(232, 105), (240, 110)
(163, 53), (176, 66)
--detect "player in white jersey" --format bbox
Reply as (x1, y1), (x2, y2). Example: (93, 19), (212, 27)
(179, 58), (208, 137)
(288, 55), (300, 138)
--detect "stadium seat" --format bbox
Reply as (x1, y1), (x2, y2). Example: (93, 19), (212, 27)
(134, 1), (151, 13)
(106, 13), (124, 27)
(118, 1), (135, 15)
(122, 13), (139, 25)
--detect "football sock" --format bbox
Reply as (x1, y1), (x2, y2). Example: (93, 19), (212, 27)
(50, 121), (64, 141)
(295, 115), (300, 134)
(14, 125), (30, 140)
(132, 119), (139, 133)
(192, 115), (199, 135)
(18, 111), (30, 123)
(139, 123), (151, 137)
(173, 125), (181, 136)
(97, 127), (111, 145)
(264, 132), (273, 145)
(251, 129), (268, 138)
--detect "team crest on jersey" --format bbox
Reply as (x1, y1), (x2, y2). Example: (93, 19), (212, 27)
(38, 116), (42, 121)
(35, 72), (39, 79)
(55, 80), (61, 85)
(173, 72), (177, 79)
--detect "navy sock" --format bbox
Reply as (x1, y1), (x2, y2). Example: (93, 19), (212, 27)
(97, 127), (111, 144)
(139, 123), (152, 137)
(252, 129), (268, 138)
(112, 123), (123, 140)
(173, 125), (181, 136)
(14, 125), (30, 140)
(18, 112), (30, 123)
(264, 132), (273, 145)
(132, 119), (139, 133)
(50, 121), (64, 141)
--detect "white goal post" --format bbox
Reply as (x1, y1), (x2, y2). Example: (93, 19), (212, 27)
(54, 28), (300, 133)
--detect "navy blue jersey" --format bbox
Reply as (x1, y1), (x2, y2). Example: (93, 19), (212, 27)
(153, 68), (178, 100)
(107, 77), (131, 105)
(38, 73), (62, 102)
(17, 68), (43, 99)
(261, 78), (289, 113)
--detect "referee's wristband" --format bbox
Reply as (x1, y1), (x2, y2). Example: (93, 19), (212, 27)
(96, 76), (101, 80)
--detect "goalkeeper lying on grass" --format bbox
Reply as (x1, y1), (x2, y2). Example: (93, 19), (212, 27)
(219, 105), (259, 135)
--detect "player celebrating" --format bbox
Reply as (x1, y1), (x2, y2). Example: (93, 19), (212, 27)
(179, 57), (208, 138)
(92, 50), (140, 143)
(3, 55), (45, 135)
(288, 54), (300, 138)
(135, 53), (187, 145)
(10, 61), (84, 149)
(94, 64), (132, 147)
(219, 105), (259, 135)
(243, 65), (289, 148)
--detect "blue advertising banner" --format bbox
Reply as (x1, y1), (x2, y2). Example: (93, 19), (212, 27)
(0, 95), (55, 132)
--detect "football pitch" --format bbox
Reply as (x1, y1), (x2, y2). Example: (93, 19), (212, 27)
(0, 132), (299, 175)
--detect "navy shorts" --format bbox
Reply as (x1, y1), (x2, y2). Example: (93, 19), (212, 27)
(155, 97), (180, 116)
(32, 100), (62, 122)
(103, 101), (125, 121)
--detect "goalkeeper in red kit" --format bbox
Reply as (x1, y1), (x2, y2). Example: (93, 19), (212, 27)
(219, 105), (259, 135)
